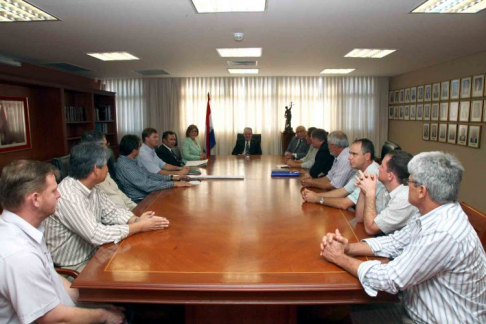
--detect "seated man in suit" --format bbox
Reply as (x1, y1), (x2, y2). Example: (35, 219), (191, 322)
(156, 131), (184, 167)
(286, 127), (317, 169)
(285, 125), (310, 160)
(231, 127), (262, 155)
(307, 128), (334, 179)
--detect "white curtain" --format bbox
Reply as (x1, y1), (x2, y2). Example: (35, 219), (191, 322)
(106, 76), (389, 156)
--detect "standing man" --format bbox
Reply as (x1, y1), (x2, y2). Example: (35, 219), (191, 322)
(320, 152), (486, 323)
(156, 131), (185, 167)
(286, 127), (317, 169)
(231, 127), (262, 155)
(0, 160), (125, 323)
(355, 150), (418, 235)
(138, 127), (189, 175)
(285, 125), (310, 160)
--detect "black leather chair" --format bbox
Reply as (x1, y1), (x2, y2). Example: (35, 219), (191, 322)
(51, 155), (70, 183)
(378, 141), (401, 163)
(237, 133), (261, 142)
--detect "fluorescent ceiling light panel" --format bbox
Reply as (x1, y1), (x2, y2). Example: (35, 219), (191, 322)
(228, 69), (259, 74)
(191, 0), (266, 13)
(412, 0), (486, 13)
(320, 69), (355, 74)
(0, 0), (58, 22)
(87, 52), (139, 61)
(345, 49), (396, 58)
(217, 48), (262, 57)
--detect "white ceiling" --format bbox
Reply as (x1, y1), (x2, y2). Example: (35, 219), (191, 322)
(0, 0), (485, 79)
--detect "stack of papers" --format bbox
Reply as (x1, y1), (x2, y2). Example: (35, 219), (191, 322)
(185, 159), (208, 167)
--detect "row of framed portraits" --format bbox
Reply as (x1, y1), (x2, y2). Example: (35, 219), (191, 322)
(389, 100), (486, 122)
(389, 74), (486, 104)
(422, 124), (481, 149)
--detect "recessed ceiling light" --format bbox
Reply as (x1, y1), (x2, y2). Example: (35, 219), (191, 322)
(228, 69), (259, 74)
(87, 52), (139, 61)
(191, 0), (266, 13)
(217, 48), (262, 57)
(0, 0), (58, 22)
(320, 69), (356, 74)
(345, 49), (396, 58)
(412, 0), (486, 13)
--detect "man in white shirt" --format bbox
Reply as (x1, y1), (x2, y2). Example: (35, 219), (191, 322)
(0, 160), (125, 323)
(138, 127), (189, 175)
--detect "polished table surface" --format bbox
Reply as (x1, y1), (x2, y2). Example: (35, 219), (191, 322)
(73, 155), (394, 304)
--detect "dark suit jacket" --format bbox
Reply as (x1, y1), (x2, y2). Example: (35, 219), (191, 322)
(286, 136), (310, 159)
(309, 142), (334, 179)
(155, 144), (184, 167)
(232, 139), (262, 155)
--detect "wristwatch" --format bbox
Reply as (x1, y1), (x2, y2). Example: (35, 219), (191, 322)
(319, 197), (325, 205)
(169, 175), (174, 181)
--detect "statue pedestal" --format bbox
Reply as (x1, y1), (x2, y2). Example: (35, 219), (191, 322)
(281, 131), (295, 154)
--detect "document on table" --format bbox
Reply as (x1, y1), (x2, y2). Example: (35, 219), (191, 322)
(185, 159), (208, 167)
(188, 175), (244, 180)
(276, 164), (290, 168)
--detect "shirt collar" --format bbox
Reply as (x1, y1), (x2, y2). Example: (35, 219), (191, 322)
(388, 184), (406, 198)
(69, 177), (92, 197)
(141, 143), (154, 152)
(1, 209), (44, 244)
(419, 202), (455, 227)
(162, 143), (172, 151)
(337, 147), (349, 160)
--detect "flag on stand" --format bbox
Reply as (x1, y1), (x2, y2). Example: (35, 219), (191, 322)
(204, 93), (216, 157)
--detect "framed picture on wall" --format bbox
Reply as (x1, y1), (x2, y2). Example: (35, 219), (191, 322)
(0, 96), (32, 154)
(404, 105), (410, 120)
(439, 102), (449, 121)
(432, 83), (440, 101)
(484, 100), (486, 122)
(410, 104), (416, 120)
(416, 104), (423, 120)
(389, 106), (394, 119)
(399, 105), (404, 119)
(410, 87), (417, 103)
(422, 123), (430, 140)
(461, 77), (472, 99)
(399, 89), (404, 103)
(440, 81), (450, 101)
(457, 125), (468, 146)
(438, 124), (447, 142)
(449, 101), (459, 122)
(417, 86), (424, 102)
(405, 88), (411, 103)
(394, 90), (399, 103)
(468, 125), (481, 148)
(431, 103), (439, 121)
(430, 123), (438, 141)
(389, 91), (394, 104)
(424, 103), (431, 120)
(472, 75), (484, 98)
(459, 101), (470, 122)
(424, 84), (432, 102)
(470, 100), (483, 122)
(448, 124), (457, 144)
(450, 79), (460, 100)
(395, 106), (399, 119)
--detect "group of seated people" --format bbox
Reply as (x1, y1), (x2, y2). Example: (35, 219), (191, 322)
(0, 123), (485, 323)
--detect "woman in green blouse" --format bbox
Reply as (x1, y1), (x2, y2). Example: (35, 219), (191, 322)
(181, 124), (206, 161)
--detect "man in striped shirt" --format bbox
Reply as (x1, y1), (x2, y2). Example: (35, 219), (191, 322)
(320, 151), (486, 323)
(45, 143), (170, 274)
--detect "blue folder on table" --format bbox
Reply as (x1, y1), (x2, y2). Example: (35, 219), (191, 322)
(271, 169), (300, 177)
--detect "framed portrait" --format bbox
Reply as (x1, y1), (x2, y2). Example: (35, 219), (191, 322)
(432, 83), (440, 101)
(457, 125), (468, 146)
(470, 100), (483, 122)
(449, 101), (459, 122)
(422, 123), (430, 141)
(450, 79), (460, 100)
(399, 106), (404, 120)
(404, 105), (410, 120)
(410, 104), (416, 120)
(410, 87), (417, 103)
(459, 101), (470, 122)
(405, 88), (411, 103)
(423, 103), (431, 120)
(461, 77), (472, 99)
(417, 86), (424, 102)
(389, 91), (394, 104)
(447, 124), (457, 144)
(424, 84), (432, 102)
(439, 102), (449, 121)
(389, 106), (394, 119)
(399, 89), (404, 103)
(431, 103), (439, 121)
(394, 90), (399, 103)
(484, 100), (486, 122)
(416, 104), (423, 120)
(440, 81), (450, 101)
(0, 96), (31, 154)
(394, 106), (399, 119)
(468, 125), (481, 149)
(430, 123), (438, 141)
(438, 124), (447, 143)
(472, 74), (484, 98)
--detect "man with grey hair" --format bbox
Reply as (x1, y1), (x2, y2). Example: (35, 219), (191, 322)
(285, 125), (309, 159)
(301, 131), (355, 190)
(320, 152), (486, 323)
(45, 142), (171, 274)
(231, 127), (262, 155)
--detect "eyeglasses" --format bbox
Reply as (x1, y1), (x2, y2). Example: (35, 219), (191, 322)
(403, 178), (420, 186)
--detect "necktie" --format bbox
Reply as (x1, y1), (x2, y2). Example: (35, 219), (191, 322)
(295, 140), (301, 152)
(245, 141), (250, 154)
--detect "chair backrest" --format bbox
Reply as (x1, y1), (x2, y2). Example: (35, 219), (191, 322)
(51, 155), (70, 183)
(381, 141), (401, 159)
(237, 133), (261, 142)
(461, 202), (486, 250)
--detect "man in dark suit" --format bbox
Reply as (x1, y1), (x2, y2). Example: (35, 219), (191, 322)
(285, 125), (310, 160)
(232, 127), (262, 155)
(156, 131), (184, 167)
(309, 128), (334, 179)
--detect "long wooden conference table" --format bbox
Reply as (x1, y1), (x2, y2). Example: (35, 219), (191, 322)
(73, 155), (395, 323)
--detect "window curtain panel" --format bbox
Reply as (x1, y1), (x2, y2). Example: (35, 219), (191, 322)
(106, 76), (389, 156)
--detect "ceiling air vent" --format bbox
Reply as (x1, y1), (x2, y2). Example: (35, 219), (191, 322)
(44, 63), (93, 73)
(227, 60), (258, 67)
(134, 69), (170, 76)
